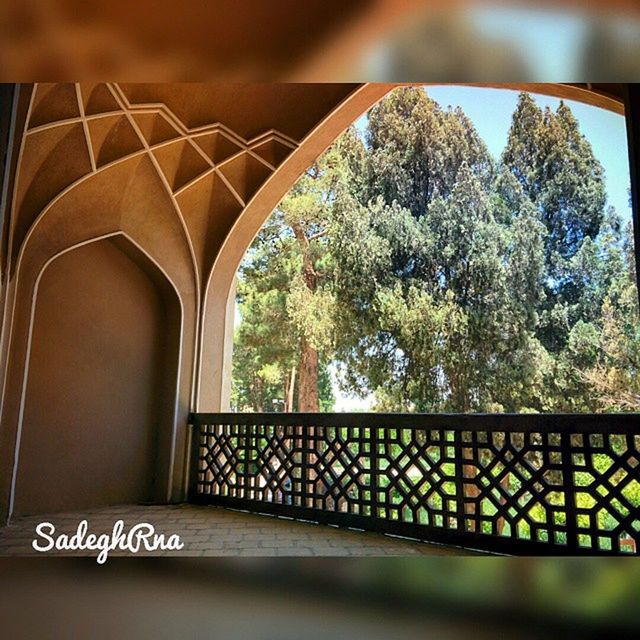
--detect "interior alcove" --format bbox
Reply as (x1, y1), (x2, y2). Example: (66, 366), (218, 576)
(13, 234), (181, 515)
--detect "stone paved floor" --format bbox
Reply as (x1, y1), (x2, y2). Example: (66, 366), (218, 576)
(0, 504), (468, 557)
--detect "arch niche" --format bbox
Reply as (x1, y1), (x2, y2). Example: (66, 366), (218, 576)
(11, 233), (182, 516)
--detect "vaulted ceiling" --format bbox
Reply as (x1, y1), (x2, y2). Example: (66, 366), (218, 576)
(8, 82), (358, 291)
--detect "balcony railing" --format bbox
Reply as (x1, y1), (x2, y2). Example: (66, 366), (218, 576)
(188, 413), (640, 555)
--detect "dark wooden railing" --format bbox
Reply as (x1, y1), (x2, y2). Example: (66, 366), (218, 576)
(188, 413), (640, 555)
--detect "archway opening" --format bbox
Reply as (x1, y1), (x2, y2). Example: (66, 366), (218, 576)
(190, 83), (640, 555)
(230, 84), (638, 415)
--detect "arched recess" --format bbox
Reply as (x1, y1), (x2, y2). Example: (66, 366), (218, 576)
(0, 153), (198, 520)
(197, 82), (626, 411)
(12, 233), (182, 516)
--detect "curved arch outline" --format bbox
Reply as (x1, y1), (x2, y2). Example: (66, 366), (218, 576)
(105, 83), (203, 409)
(198, 82), (395, 409)
(197, 81), (627, 410)
(1, 81), (627, 512)
(2, 83), (307, 418)
(8, 231), (185, 519)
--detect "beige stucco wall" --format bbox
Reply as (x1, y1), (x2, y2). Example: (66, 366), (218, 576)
(13, 238), (180, 515)
(0, 150), (197, 521)
(0, 83), (373, 520)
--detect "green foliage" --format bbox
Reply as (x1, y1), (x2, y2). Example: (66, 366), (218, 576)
(231, 145), (347, 412)
(501, 93), (607, 353)
(233, 87), (640, 415)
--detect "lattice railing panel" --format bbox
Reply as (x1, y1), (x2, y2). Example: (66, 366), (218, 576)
(189, 414), (640, 555)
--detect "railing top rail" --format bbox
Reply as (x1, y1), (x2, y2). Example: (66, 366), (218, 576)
(189, 412), (640, 434)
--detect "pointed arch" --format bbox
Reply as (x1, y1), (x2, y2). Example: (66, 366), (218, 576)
(198, 83), (395, 410)
(8, 232), (183, 517)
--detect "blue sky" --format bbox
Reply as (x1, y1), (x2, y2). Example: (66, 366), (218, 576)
(469, 7), (587, 79)
(357, 85), (632, 221)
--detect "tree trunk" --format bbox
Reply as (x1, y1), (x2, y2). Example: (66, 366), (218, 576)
(462, 457), (480, 531)
(289, 221), (320, 506)
(252, 377), (263, 413)
(454, 381), (481, 532)
(496, 472), (511, 536)
(285, 366), (296, 412)
(290, 222), (320, 414)
(297, 336), (319, 412)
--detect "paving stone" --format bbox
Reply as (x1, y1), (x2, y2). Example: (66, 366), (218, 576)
(0, 504), (464, 557)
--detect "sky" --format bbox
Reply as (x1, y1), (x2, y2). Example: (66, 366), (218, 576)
(469, 7), (587, 79)
(426, 85), (632, 219)
(356, 85), (632, 221)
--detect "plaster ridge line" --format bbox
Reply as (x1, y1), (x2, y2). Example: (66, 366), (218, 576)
(0, 83), (39, 450)
(197, 83), (386, 409)
(24, 116), (83, 136)
(75, 83), (96, 173)
(105, 83), (201, 294)
(173, 167), (216, 198)
(245, 148), (276, 172)
(214, 168), (246, 208)
(107, 83), (202, 411)
(112, 86), (297, 149)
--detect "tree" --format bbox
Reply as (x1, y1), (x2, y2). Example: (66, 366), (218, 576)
(232, 145), (346, 412)
(232, 213), (300, 412)
(331, 88), (548, 412)
(501, 93), (607, 352)
(366, 87), (494, 213)
(581, 220), (640, 410)
(233, 87), (639, 417)
(277, 145), (345, 411)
